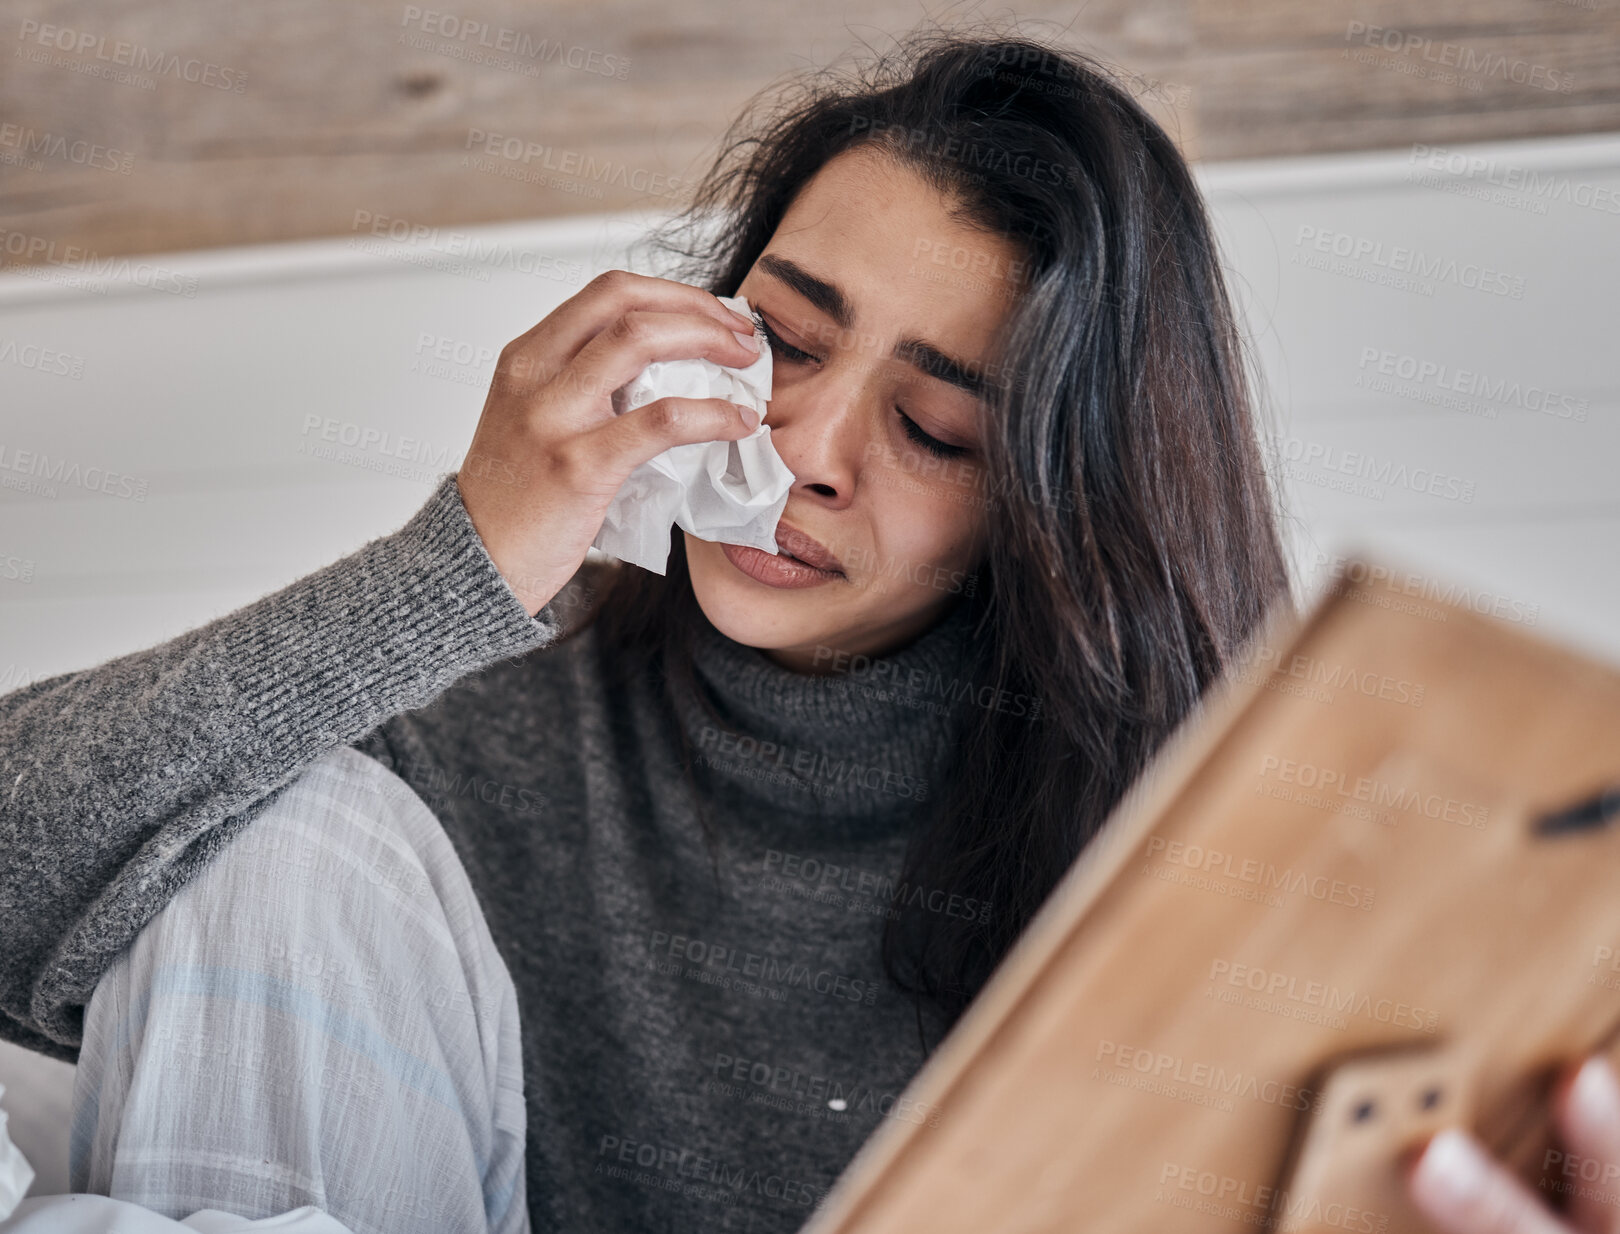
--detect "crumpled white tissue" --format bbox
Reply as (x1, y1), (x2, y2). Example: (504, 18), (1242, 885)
(591, 293), (795, 575)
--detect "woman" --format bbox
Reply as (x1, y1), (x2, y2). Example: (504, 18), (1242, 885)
(1, 27), (1613, 1234)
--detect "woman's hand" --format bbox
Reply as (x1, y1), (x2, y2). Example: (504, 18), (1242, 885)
(456, 269), (764, 614)
(1408, 1055), (1620, 1233)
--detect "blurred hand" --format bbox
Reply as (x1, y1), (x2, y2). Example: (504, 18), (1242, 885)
(1408, 1055), (1620, 1233)
(457, 269), (763, 614)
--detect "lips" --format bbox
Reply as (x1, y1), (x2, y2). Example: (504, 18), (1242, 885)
(773, 520), (844, 573)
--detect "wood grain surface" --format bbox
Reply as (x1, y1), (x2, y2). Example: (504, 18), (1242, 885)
(0, 0), (1616, 265)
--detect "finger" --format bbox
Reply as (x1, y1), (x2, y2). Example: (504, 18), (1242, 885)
(590, 396), (760, 479)
(561, 310), (762, 409)
(1551, 1056), (1620, 1232)
(508, 269), (755, 367)
(1406, 1128), (1569, 1234)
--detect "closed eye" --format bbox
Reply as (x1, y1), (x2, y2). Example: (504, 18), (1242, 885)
(756, 309), (971, 461)
(755, 312), (818, 364)
(899, 412), (969, 459)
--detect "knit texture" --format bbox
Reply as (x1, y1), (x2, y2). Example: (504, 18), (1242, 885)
(0, 473), (981, 1234)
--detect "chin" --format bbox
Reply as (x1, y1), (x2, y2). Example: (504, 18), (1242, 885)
(684, 534), (848, 653)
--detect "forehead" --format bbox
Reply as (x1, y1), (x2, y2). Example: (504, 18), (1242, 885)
(765, 145), (1024, 362)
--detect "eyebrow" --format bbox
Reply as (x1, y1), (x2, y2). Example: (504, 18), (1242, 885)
(756, 252), (991, 400)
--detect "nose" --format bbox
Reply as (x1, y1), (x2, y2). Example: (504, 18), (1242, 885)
(765, 371), (870, 508)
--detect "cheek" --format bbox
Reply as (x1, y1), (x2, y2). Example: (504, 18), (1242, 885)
(862, 462), (984, 587)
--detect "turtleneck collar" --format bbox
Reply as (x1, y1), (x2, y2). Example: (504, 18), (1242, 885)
(672, 598), (980, 822)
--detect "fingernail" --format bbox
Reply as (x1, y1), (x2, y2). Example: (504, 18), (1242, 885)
(1572, 1056), (1620, 1136)
(736, 404), (760, 429)
(733, 330), (760, 352)
(1414, 1129), (1489, 1207)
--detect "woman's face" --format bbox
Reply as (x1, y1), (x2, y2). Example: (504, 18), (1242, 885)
(684, 144), (1024, 674)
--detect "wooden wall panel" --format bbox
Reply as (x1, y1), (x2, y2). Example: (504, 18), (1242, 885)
(0, 0), (1615, 266)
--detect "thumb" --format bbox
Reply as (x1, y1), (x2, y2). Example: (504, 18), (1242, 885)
(1552, 1055), (1620, 1232)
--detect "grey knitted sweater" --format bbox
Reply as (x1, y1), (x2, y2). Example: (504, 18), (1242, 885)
(0, 472), (979, 1234)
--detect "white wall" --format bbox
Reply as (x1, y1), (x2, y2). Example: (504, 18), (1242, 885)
(1206, 133), (1620, 664)
(2, 131), (1618, 1195)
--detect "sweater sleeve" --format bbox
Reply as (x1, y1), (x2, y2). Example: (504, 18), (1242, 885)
(0, 472), (567, 1062)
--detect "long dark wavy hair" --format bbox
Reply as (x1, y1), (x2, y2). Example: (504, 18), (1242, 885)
(562, 26), (1293, 1049)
